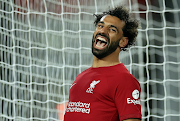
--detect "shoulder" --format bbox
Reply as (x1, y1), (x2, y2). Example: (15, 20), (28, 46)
(76, 67), (92, 78)
(121, 72), (139, 85)
(114, 64), (140, 87)
(105, 68), (141, 94)
(113, 72), (140, 88)
(104, 66), (140, 90)
(106, 65), (138, 84)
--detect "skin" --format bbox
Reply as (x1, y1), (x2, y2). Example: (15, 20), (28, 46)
(92, 15), (141, 121)
(92, 15), (128, 68)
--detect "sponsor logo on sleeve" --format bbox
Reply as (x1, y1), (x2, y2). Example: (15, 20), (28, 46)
(127, 89), (141, 105)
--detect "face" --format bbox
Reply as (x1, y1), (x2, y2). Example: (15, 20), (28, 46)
(92, 15), (125, 59)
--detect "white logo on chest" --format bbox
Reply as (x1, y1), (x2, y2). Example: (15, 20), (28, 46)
(86, 80), (100, 94)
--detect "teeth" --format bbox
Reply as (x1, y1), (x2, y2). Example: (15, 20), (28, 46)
(97, 37), (107, 42)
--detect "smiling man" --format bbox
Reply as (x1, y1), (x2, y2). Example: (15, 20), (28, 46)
(64, 6), (142, 121)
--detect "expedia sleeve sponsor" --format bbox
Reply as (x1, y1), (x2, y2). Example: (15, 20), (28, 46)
(65, 101), (91, 114)
(127, 89), (141, 105)
(127, 98), (141, 105)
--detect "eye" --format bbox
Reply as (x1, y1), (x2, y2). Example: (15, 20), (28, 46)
(97, 24), (103, 28)
(110, 28), (116, 32)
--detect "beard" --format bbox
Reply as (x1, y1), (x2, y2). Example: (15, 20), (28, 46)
(92, 33), (121, 59)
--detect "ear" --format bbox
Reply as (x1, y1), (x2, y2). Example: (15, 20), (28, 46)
(119, 37), (128, 48)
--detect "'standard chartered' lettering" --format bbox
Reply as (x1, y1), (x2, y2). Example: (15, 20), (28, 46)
(66, 101), (91, 114)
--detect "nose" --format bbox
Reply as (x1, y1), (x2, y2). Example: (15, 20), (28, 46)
(99, 26), (108, 35)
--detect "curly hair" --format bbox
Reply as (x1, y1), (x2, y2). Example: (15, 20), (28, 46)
(94, 6), (140, 51)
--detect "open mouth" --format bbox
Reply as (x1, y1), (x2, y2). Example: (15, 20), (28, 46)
(94, 36), (108, 49)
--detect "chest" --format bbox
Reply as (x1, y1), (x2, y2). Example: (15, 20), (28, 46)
(69, 72), (114, 102)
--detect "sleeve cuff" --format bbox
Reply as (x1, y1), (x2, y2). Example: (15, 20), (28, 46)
(120, 113), (142, 121)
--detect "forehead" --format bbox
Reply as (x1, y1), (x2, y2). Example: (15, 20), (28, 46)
(99, 15), (125, 29)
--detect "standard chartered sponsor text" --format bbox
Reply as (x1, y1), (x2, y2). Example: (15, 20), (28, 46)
(66, 101), (90, 114)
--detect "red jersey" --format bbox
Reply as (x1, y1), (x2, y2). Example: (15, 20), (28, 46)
(64, 63), (142, 121)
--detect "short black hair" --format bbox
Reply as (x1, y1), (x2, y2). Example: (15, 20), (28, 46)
(94, 6), (140, 51)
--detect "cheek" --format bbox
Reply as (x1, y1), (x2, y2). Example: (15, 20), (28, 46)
(110, 34), (121, 41)
(93, 33), (95, 39)
(94, 27), (100, 34)
(109, 35), (117, 42)
(93, 31), (98, 38)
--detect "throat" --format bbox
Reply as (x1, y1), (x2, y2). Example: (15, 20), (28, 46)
(92, 57), (121, 68)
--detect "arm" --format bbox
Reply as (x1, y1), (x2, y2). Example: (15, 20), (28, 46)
(114, 74), (142, 121)
(123, 119), (141, 121)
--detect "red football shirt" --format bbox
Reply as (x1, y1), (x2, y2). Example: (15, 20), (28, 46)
(64, 63), (142, 121)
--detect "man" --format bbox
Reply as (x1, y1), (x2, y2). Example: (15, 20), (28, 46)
(64, 6), (141, 121)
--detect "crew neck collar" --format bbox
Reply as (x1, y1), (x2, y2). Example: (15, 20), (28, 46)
(90, 63), (123, 69)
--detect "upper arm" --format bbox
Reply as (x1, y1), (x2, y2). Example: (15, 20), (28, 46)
(114, 73), (142, 120)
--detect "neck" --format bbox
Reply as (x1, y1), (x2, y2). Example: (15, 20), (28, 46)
(92, 50), (121, 68)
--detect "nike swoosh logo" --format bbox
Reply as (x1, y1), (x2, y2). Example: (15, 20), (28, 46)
(70, 83), (76, 89)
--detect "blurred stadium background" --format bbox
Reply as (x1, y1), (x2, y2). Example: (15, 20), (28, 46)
(0, 0), (180, 121)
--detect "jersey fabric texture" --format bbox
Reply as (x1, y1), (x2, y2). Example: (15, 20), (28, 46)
(64, 63), (142, 121)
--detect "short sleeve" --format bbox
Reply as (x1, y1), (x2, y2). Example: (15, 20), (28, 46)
(114, 73), (142, 121)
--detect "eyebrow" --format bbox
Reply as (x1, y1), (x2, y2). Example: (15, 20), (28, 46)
(97, 21), (119, 33)
(97, 21), (104, 25)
